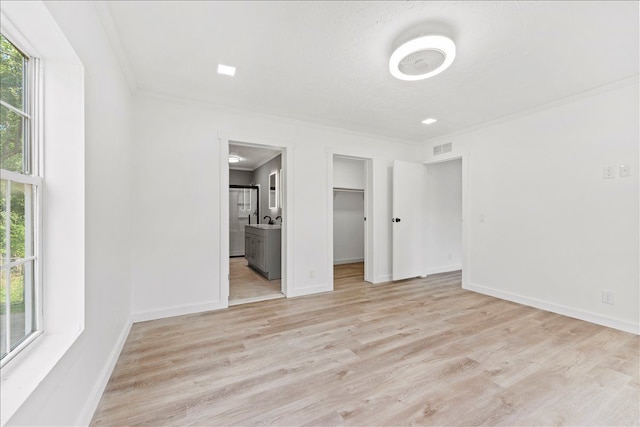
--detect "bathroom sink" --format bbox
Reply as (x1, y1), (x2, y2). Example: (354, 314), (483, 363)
(246, 224), (281, 230)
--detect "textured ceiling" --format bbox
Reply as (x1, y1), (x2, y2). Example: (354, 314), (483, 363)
(105, 1), (639, 143)
(229, 143), (280, 171)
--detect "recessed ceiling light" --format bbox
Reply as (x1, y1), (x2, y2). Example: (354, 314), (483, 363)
(422, 118), (438, 125)
(390, 35), (456, 81)
(229, 153), (241, 163)
(218, 64), (236, 77)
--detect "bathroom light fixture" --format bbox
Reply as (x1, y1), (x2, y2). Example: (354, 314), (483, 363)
(389, 35), (456, 81)
(218, 64), (236, 76)
(422, 118), (437, 125)
(228, 153), (241, 163)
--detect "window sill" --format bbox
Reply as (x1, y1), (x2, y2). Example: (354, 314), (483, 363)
(0, 329), (83, 425)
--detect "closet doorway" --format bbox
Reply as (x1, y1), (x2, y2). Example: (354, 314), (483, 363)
(425, 157), (464, 277)
(331, 155), (370, 289)
(228, 142), (285, 305)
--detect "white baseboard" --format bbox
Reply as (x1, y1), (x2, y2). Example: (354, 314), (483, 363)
(372, 274), (392, 284)
(132, 300), (228, 323)
(426, 264), (462, 275)
(333, 258), (364, 265)
(76, 317), (132, 426)
(287, 283), (333, 298)
(465, 282), (639, 335)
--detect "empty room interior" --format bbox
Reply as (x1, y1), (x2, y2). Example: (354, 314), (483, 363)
(0, 1), (638, 426)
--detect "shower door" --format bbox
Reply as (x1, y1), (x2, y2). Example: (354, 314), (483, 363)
(229, 186), (259, 257)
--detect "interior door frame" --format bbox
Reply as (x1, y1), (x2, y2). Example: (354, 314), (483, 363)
(327, 152), (374, 286)
(219, 134), (294, 303)
(423, 152), (470, 288)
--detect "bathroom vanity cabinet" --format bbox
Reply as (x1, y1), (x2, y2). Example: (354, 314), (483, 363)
(244, 225), (281, 280)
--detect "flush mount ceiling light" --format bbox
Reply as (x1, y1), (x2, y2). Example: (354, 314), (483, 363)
(422, 118), (438, 125)
(389, 35), (456, 81)
(218, 64), (236, 77)
(228, 153), (241, 163)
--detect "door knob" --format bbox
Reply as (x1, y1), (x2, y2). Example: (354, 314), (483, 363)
(392, 218), (402, 223)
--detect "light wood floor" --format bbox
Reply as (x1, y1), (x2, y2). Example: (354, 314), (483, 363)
(91, 265), (639, 426)
(229, 257), (282, 305)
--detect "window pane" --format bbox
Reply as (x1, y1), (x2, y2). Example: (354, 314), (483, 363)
(0, 179), (6, 266)
(9, 182), (33, 261)
(0, 269), (6, 357)
(8, 262), (34, 350)
(0, 104), (27, 172)
(0, 263), (36, 356)
(0, 34), (26, 111)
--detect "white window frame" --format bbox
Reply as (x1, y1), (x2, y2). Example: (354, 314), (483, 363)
(0, 3), (85, 424)
(0, 34), (43, 367)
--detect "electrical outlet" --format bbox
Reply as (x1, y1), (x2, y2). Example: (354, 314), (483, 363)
(603, 166), (615, 179)
(309, 270), (315, 279)
(479, 214), (486, 223)
(601, 291), (615, 305)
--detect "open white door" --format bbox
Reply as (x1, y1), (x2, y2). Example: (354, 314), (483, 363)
(392, 160), (425, 280)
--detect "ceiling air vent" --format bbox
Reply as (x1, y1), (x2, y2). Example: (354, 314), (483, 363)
(433, 143), (453, 156)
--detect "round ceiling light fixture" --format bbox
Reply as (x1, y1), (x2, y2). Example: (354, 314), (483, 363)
(389, 35), (456, 81)
(229, 153), (241, 163)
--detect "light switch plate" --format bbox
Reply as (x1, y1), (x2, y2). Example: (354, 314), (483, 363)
(619, 165), (631, 177)
(603, 166), (615, 179)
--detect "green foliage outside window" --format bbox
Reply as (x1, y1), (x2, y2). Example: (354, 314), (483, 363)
(0, 34), (29, 315)
(1, 34), (26, 173)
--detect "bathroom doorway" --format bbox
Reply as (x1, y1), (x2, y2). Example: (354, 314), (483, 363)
(228, 142), (285, 305)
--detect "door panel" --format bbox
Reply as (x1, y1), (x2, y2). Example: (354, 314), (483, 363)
(392, 160), (425, 280)
(245, 235), (253, 263)
(255, 236), (266, 270)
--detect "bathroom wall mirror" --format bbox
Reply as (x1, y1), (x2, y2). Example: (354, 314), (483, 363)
(269, 171), (278, 209)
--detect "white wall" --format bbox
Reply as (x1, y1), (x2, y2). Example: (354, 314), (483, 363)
(426, 159), (462, 274)
(229, 169), (252, 186)
(252, 154), (281, 222)
(6, 2), (134, 426)
(333, 191), (365, 264)
(423, 79), (639, 333)
(131, 94), (419, 319)
(334, 156), (365, 189)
